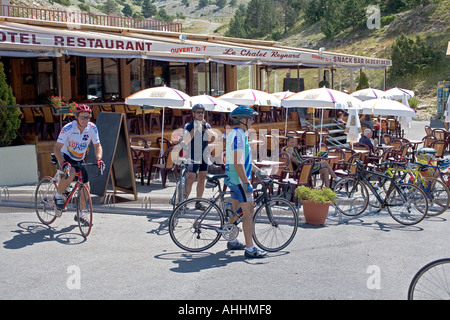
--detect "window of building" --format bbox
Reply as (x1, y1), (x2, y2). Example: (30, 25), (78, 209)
(37, 58), (56, 97)
(85, 57), (120, 100)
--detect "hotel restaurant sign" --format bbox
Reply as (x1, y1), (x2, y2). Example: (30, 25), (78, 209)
(0, 22), (391, 69)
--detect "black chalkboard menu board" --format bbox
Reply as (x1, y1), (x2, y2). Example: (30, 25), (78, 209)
(86, 112), (137, 201)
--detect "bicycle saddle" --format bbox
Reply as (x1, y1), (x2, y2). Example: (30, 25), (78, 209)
(206, 173), (228, 181)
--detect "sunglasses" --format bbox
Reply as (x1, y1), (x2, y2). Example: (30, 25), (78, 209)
(195, 111), (204, 115)
(79, 116), (91, 120)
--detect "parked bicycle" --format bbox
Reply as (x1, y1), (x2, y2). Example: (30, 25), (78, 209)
(408, 258), (450, 300)
(376, 159), (450, 216)
(169, 174), (298, 252)
(34, 154), (102, 237)
(333, 160), (428, 225)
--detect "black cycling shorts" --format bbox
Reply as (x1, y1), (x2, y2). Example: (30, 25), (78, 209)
(63, 154), (88, 183)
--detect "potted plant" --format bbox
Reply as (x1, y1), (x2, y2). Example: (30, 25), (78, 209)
(49, 96), (78, 114)
(295, 186), (337, 225)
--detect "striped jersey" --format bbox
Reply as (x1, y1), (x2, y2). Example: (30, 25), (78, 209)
(225, 127), (252, 186)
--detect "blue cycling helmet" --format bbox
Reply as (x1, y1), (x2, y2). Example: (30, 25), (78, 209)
(230, 105), (258, 123)
(192, 104), (205, 112)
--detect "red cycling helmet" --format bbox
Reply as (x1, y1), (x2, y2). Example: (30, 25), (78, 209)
(74, 104), (92, 114)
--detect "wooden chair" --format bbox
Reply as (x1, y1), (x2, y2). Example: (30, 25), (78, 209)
(282, 158), (315, 205)
(147, 146), (177, 187)
(21, 107), (41, 137)
(382, 133), (391, 145)
(387, 118), (400, 137)
(300, 131), (318, 155)
(259, 106), (273, 122)
(430, 140), (447, 158)
(41, 106), (60, 140)
(156, 137), (172, 155)
(432, 128), (446, 140)
(171, 109), (191, 129)
(422, 135), (437, 148)
(424, 125), (431, 136)
(334, 153), (363, 178)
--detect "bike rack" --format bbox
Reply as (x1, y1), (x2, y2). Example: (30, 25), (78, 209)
(0, 186), (9, 203)
(103, 193), (116, 208)
(141, 196), (151, 213)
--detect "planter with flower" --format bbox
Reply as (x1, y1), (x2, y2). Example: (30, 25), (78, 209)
(49, 96), (78, 115)
(295, 186), (337, 225)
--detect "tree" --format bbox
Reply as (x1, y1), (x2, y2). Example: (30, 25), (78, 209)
(225, 8), (247, 38)
(122, 4), (133, 17)
(216, 0), (227, 10)
(198, 0), (209, 9)
(0, 62), (20, 147)
(142, 0), (157, 18)
(390, 33), (441, 78)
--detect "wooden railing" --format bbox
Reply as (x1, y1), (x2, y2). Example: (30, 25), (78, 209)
(0, 4), (182, 32)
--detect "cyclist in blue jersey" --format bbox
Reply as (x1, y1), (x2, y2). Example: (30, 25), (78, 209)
(225, 105), (268, 259)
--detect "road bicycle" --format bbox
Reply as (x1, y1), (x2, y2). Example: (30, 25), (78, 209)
(408, 258), (450, 299)
(333, 160), (428, 225)
(34, 154), (102, 237)
(169, 174), (298, 252)
(376, 160), (450, 217)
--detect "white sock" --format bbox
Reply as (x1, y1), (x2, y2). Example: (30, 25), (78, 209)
(246, 246), (255, 252)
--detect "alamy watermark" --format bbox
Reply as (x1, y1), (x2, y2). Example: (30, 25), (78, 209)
(366, 5), (381, 30)
(366, 265), (381, 290)
(66, 265), (81, 290)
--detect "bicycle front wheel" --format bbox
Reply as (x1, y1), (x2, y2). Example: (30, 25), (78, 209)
(386, 183), (427, 225)
(77, 185), (93, 237)
(35, 176), (58, 225)
(333, 178), (369, 216)
(169, 198), (225, 252)
(408, 258), (450, 300)
(253, 198), (298, 252)
(173, 174), (187, 211)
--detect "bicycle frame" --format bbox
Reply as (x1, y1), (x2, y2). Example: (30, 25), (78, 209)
(351, 163), (410, 208)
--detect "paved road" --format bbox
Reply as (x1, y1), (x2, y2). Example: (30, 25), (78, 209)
(1, 119), (449, 301)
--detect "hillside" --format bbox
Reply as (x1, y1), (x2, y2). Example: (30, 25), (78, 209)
(6, 0), (450, 117)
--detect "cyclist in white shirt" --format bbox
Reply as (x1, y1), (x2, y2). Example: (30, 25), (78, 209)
(53, 104), (104, 223)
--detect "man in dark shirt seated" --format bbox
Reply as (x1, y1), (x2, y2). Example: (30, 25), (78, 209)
(359, 128), (377, 148)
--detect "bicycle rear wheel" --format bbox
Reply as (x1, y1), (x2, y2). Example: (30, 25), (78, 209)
(333, 178), (369, 216)
(77, 185), (93, 237)
(169, 198), (224, 252)
(386, 183), (428, 225)
(253, 198), (298, 252)
(421, 177), (450, 217)
(408, 258), (450, 300)
(35, 176), (58, 225)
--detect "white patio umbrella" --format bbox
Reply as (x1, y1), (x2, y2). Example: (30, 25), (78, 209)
(281, 87), (363, 144)
(125, 86), (191, 155)
(350, 88), (388, 101)
(218, 89), (281, 107)
(361, 99), (416, 118)
(281, 87), (363, 110)
(345, 107), (361, 144)
(272, 91), (297, 132)
(190, 94), (237, 113)
(272, 91), (296, 100)
(384, 87), (415, 100)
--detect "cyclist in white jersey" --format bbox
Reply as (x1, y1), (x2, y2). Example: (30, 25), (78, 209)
(53, 104), (104, 223)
